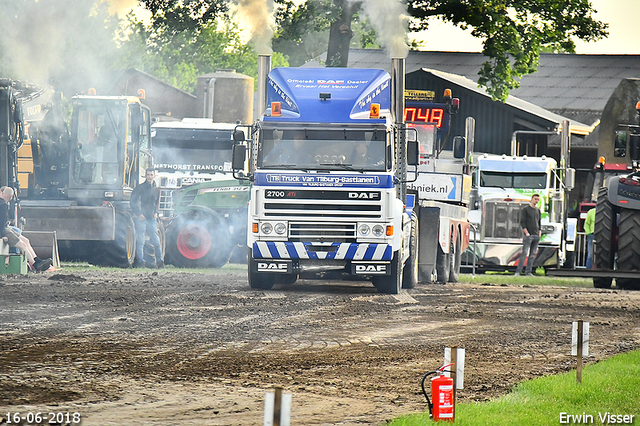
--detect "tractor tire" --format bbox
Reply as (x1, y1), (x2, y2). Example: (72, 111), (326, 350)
(449, 230), (462, 283)
(593, 187), (614, 289)
(165, 209), (231, 268)
(93, 211), (136, 268)
(372, 251), (402, 294)
(248, 249), (276, 290)
(402, 214), (419, 289)
(615, 209), (640, 290)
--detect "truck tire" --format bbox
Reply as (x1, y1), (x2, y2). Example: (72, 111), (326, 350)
(402, 214), (419, 289)
(93, 211), (136, 268)
(372, 251), (402, 294)
(165, 209), (231, 268)
(615, 209), (640, 290)
(449, 231), (462, 283)
(593, 187), (614, 289)
(248, 249), (276, 290)
(436, 240), (450, 283)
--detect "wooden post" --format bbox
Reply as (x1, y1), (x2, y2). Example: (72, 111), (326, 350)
(273, 387), (282, 426)
(576, 320), (583, 383)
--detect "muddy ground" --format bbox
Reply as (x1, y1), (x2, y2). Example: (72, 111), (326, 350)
(0, 266), (639, 426)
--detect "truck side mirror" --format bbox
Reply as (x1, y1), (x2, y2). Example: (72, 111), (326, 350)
(232, 144), (246, 170)
(630, 134), (640, 161)
(453, 136), (466, 159)
(614, 130), (627, 157)
(233, 129), (246, 142)
(407, 140), (419, 166)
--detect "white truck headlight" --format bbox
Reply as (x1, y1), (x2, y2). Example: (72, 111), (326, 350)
(261, 222), (273, 234)
(372, 225), (385, 237)
(274, 222), (287, 235)
(358, 224), (370, 236)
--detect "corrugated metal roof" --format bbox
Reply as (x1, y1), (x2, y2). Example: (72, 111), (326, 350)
(304, 49), (640, 113)
(421, 68), (593, 135)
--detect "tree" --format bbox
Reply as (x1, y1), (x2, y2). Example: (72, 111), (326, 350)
(118, 5), (288, 93)
(275, 0), (608, 100)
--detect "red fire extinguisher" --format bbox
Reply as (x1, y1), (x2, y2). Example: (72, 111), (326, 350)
(421, 363), (455, 422)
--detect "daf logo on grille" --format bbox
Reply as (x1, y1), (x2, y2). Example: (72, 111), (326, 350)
(348, 192), (380, 200)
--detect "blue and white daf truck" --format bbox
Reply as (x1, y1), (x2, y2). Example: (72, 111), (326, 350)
(232, 57), (419, 293)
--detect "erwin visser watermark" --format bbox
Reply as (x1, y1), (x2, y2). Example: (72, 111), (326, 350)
(560, 412), (635, 424)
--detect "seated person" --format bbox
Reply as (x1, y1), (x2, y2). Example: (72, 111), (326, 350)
(0, 186), (53, 272)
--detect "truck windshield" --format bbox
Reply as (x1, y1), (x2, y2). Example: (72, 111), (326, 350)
(480, 171), (547, 189)
(152, 128), (234, 174)
(72, 103), (125, 185)
(260, 128), (386, 171)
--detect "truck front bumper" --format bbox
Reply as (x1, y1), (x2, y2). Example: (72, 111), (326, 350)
(252, 241), (393, 261)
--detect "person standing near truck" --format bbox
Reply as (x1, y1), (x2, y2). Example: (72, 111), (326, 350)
(131, 169), (164, 268)
(515, 193), (541, 276)
(584, 207), (596, 269)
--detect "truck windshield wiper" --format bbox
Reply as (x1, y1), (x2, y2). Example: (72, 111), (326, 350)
(317, 163), (366, 173)
(263, 164), (310, 172)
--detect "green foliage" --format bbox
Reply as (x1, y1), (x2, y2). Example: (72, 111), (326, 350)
(117, 13), (288, 93)
(407, 0), (608, 101)
(273, 0), (608, 100)
(388, 349), (640, 425)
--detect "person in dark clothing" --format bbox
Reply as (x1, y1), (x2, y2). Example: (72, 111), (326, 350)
(0, 186), (52, 271)
(130, 169), (164, 268)
(515, 193), (541, 276)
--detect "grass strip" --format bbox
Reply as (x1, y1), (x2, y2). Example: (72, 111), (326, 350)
(387, 349), (640, 425)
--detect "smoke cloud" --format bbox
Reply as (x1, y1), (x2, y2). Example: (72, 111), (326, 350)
(357, 0), (409, 58)
(230, 0), (275, 54)
(0, 0), (124, 94)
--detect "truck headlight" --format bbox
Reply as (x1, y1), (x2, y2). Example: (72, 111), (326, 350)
(372, 225), (385, 237)
(358, 224), (370, 236)
(541, 225), (555, 234)
(261, 222), (273, 234)
(274, 222), (287, 235)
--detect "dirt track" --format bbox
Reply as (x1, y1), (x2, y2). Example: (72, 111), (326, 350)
(1, 266), (639, 426)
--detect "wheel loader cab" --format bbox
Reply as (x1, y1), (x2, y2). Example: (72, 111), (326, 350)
(69, 96), (151, 202)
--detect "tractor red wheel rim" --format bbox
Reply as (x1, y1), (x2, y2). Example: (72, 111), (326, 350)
(176, 224), (212, 260)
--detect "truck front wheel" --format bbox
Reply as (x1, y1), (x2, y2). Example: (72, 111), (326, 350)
(248, 249), (276, 290)
(372, 252), (402, 294)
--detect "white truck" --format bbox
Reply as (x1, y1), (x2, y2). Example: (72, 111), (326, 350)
(466, 154), (575, 271)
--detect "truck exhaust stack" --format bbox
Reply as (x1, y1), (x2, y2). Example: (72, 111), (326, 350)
(391, 58), (405, 125)
(257, 55), (271, 117)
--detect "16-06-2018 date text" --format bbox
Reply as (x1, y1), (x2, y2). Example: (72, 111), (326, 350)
(4, 412), (81, 424)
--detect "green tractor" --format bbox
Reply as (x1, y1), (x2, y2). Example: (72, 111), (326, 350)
(164, 177), (250, 268)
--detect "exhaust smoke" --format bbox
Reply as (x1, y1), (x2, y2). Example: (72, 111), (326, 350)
(356, 0), (409, 59)
(230, 0), (275, 54)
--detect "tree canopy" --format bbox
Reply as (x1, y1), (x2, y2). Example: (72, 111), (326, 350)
(272, 0), (608, 100)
